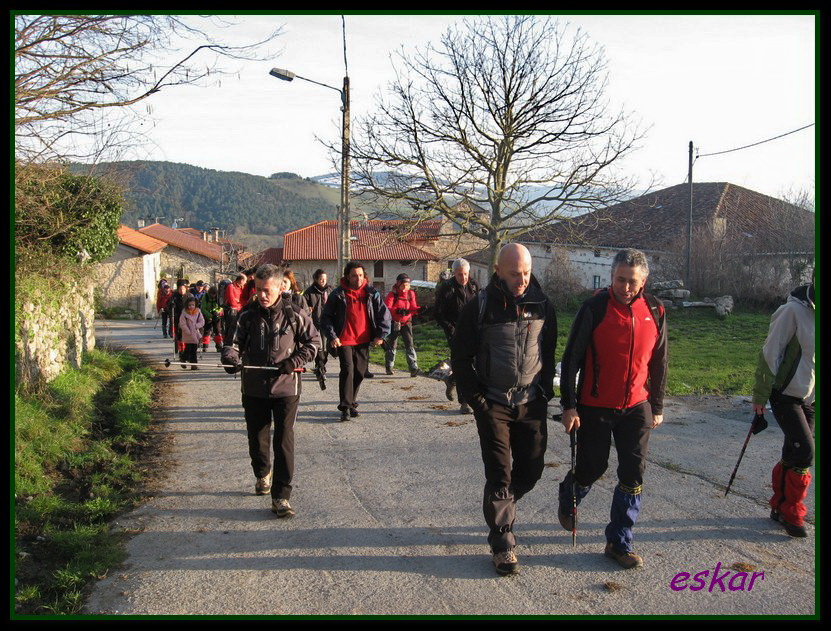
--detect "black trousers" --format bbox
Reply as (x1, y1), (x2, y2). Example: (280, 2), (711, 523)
(574, 402), (652, 490)
(223, 309), (239, 347)
(241, 394), (300, 500)
(770, 391), (815, 468)
(337, 343), (369, 412)
(182, 343), (198, 364)
(160, 308), (172, 336)
(442, 329), (465, 405)
(474, 396), (548, 552)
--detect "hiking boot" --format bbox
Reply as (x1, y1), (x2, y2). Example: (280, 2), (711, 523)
(492, 549), (520, 576)
(385, 365), (394, 375)
(339, 410), (349, 422)
(558, 505), (575, 532)
(445, 378), (455, 401)
(255, 471), (272, 495)
(410, 368), (421, 378)
(771, 510), (807, 537)
(202, 344), (208, 352)
(364, 371), (374, 379)
(604, 542), (643, 569)
(191, 365), (198, 370)
(271, 498), (296, 518)
(349, 408), (360, 418)
(460, 403), (472, 414)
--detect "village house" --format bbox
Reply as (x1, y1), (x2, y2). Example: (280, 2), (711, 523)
(515, 182), (815, 300)
(95, 224), (167, 318)
(138, 223), (228, 286)
(280, 220), (440, 292)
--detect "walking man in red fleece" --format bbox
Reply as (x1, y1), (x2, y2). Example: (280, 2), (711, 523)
(320, 261), (392, 422)
(556, 248), (668, 569)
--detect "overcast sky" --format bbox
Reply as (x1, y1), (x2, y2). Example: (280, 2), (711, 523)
(117, 13), (815, 202)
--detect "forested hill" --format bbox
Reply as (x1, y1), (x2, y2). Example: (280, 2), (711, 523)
(69, 161), (343, 237)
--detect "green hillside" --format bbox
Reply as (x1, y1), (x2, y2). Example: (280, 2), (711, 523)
(69, 161), (345, 239)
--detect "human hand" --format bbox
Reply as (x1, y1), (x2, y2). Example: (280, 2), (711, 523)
(753, 403), (766, 416)
(651, 414), (663, 429)
(372, 337), (385, 347)
(332, 338), (342, 348)
(562, 408), (580, 433)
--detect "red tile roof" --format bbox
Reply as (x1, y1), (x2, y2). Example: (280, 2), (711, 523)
(176, 227), (205, 239)
(117, 224), (167, 254)
(523, 182), (815, 253)
(242, 247), (284, 267)
(139, 223), (223, 261)
(283, 220), (439, 262)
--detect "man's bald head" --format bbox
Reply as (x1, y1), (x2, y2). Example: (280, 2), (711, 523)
(495, 243), (532, 297)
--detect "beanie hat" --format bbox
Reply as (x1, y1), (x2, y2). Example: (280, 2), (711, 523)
(396, 273), (411, 283)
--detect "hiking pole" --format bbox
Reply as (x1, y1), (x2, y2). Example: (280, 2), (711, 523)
(570, 426), (578, 547)
(724, 413), (768, 497)
(159, 359), (306, 372)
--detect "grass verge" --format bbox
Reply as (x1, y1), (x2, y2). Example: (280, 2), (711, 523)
(14, 348), (157, 615)
(372, 306), (771, 396)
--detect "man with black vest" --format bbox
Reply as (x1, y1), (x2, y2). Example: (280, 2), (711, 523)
(451, 243), (558, 576)
(557, 248), (668, 569)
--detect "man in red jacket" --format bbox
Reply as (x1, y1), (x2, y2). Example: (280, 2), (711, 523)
(557, 248), (668, 570)
(383, 273), (423, 377)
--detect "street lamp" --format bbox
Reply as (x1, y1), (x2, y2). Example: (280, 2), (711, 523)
(269, 67), (351, 277)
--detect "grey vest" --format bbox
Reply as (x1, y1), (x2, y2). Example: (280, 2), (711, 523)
(474, 290), (548, 407)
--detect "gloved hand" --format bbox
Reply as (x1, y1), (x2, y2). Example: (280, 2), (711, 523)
(276, 359), (295, 375)
(396, 308), (409, 316)
(221, 349), (242, 374)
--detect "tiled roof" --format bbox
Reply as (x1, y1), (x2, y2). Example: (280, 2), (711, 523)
(523, 182), (815, 253)
(283, 220), (439, 262)
(117, 224), (167, 254)
(139, 223), (223, 261)
(176, 227), (205, 239)
(242, 247), (284, 267)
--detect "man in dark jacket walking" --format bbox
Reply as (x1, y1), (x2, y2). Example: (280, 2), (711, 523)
(320, 261), (391, 422)
(451, 243), (557, 576)
(302, 269), (332, 386)
(435, 258), (479, 412)
(221, 264), (320, 518)
(557, 248), (668, 569)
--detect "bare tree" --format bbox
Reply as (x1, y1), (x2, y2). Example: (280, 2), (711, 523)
(14, 14), (282, 165)
(350, 15), (646, 266)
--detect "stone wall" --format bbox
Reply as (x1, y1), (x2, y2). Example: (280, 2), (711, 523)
(95, 245), (160, 318)
(15, 277), (96, 387)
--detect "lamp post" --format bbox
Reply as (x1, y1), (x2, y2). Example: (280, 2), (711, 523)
(269, 67), (351, 277)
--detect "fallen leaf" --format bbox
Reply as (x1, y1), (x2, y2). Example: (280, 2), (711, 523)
(731, 562), (757, 572)
(603, 581), (623, 592)
(407, 396), (428, 400)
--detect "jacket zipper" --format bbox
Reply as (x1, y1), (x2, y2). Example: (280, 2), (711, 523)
(622, 305), (635, 409)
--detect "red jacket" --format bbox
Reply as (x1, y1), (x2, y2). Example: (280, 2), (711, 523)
(156, 288), (173, 312)
(225, 282), (244, 311)
(561, 290), (667, 414)
(337, 280), (372, 346)
(384, 285), (419, 325)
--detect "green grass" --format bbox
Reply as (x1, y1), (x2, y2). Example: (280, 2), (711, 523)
(14, 348), (156, 616)
(374, 306), (771, 396)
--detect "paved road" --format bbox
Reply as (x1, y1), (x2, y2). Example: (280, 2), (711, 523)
(85, 319), (816, 617)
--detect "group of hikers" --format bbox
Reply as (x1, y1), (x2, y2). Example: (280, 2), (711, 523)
(156, 244), (815, 576)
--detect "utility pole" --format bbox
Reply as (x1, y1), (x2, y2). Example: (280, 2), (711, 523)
(339, 74), (351, 276)
(686, 141), (693, 291)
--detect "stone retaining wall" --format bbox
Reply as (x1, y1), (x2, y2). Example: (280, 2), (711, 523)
(15, 278), (96, 387)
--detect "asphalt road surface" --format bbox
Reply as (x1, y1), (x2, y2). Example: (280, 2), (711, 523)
(84, 319), (816, 617)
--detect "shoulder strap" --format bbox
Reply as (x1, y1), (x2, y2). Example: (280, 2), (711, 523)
(476, 289), (488, 327)
(643, 292), (664, 337)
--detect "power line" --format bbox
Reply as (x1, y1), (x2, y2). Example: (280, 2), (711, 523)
(697, 123), (814, 158)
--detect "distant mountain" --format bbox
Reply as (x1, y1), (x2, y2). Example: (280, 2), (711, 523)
(69, 161), (346, 237)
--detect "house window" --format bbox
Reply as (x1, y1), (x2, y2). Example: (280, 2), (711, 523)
(374, 261), (384, 278)
(593, 275), (602, 289)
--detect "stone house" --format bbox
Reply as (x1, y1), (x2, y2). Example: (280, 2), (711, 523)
(518, 182), (815, 299)
(95, 224), (167, 318)
(138, 223), (226, 286)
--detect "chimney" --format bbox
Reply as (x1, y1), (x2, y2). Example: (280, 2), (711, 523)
(137, 218), (145, 229)
(214, 228), (220, 243)
(203, 231), (210, 242)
